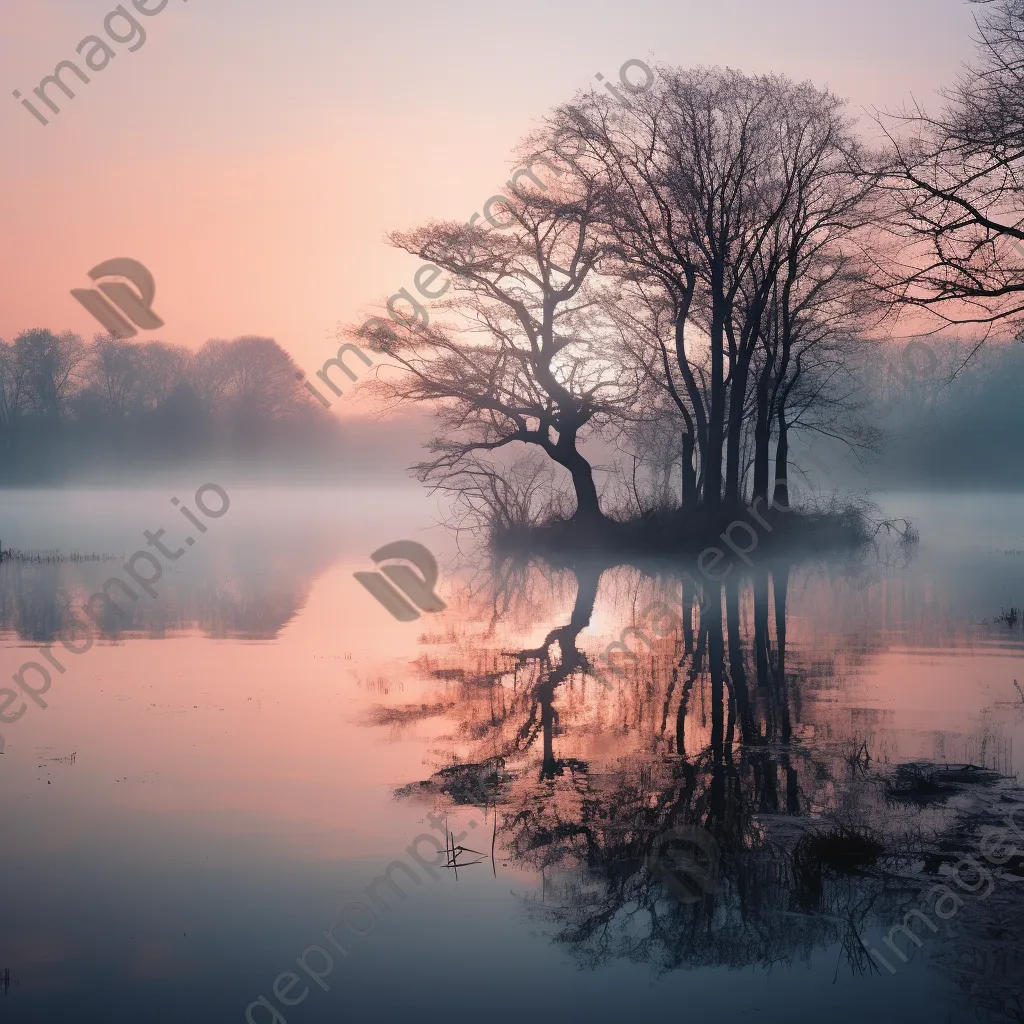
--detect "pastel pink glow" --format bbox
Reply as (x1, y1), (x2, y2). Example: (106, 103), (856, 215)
(0, 0), (978, 383)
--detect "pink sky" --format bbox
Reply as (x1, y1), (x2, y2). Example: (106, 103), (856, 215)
(0, 0), (980, 406)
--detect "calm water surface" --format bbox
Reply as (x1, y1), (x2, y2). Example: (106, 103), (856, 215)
(1, 487), (1022, 1023)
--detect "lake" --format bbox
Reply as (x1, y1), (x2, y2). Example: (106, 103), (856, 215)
(0, 486), (1022, 1023)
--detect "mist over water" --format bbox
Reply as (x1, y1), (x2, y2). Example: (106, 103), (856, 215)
(0, 485), (1020, 1023)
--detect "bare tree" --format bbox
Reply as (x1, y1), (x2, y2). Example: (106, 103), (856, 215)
(345, 180), (640, 524)
(218, 336), (307, 421)
(84, 335), (149, 418)
(876, 0), (1024, 343)
(13, 329), (87, 422)
(189, 339), (234, 413)
(543, 67), (874, 514)
(0, 341), (30, 432)
(756, 149), (883, 508)
(138, 341), (189, 409)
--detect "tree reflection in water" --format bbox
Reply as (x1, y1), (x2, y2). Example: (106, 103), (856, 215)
(389, 553), (1024, 1020)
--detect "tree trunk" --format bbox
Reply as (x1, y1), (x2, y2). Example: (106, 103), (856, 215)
(556, 445), (603, 523)
(672, 309), (707, 502)
(772, 405), (789, 509)
(724, 333), (757, 512)
(706, 298), (726, 514)
(545, 418), (604, 524)
(753, 376), (771, 505)
(724, 354), (751, 512)
(681, 430), (696, 507)
(571, 462), (602, 522)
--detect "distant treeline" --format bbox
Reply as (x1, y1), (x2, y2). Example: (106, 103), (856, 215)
(0, 330), (343, 480)
(866, 341), (1024, 487)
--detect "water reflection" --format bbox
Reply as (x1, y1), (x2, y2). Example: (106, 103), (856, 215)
(387, 549), (1024, 1021)
(0, 526), (345, 642)
(3, 492), (1024, 1023)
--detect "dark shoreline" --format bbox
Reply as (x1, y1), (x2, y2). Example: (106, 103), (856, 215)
(491, 500), (914, 568)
